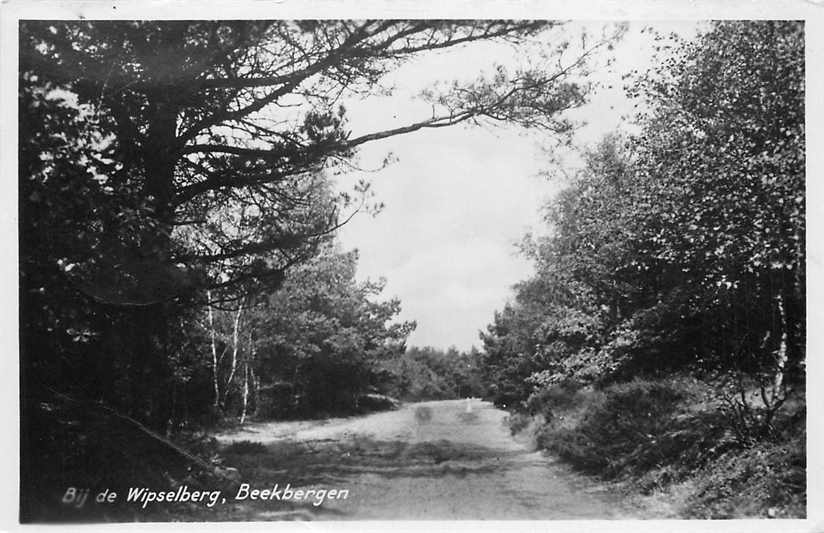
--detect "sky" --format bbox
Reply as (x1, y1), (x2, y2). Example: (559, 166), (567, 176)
(333, 21), (700, 351)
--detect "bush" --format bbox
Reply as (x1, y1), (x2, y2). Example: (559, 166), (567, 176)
(684, 430), (806, 518)
(525, 378), (582, 419)
(531, 375), (806, 517)
(508, 412), (532, 435)
(537, 376), (723, 478)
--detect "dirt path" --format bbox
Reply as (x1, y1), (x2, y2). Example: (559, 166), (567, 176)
(213, 399), (638, 520)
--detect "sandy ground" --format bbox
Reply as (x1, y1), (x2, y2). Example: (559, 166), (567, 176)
(213, 399), (639, 520)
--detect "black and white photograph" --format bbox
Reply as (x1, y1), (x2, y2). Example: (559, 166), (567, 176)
(3, 1), (820, 527)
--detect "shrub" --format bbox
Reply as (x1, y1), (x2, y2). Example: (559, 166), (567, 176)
(533, 375), (806, 517)
(537, 376), (721, 479)
(525, 378), (582, 419)
(508, 412), (532, 435)
(684, 430), (806, 518)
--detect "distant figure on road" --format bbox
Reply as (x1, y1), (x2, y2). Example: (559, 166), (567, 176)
(465, 398), (473, 413)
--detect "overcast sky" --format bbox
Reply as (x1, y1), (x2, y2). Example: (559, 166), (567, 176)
(334, 21), (700, 351)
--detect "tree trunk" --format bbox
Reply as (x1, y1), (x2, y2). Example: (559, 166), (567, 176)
(207, 290), (221, 408)
(133, 305), (173, 430)
(240, 363), (249, 424)
(134, 76), (180, 427)
(251, 367), (260, 417)
(772, 292), (788, 403)
(222, 299), (244, 408)
(240, 328), (255, 424)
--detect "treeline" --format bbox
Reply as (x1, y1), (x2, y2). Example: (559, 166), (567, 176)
(479, 21), (805, 517)
(202, 245), (416, 422)
(381, 346), (486, 401)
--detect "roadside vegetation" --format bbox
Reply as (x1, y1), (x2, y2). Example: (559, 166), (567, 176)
(482, 21), (805, 519)
(510, 377), (804, 518)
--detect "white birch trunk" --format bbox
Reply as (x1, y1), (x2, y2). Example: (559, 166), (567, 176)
(250, 367), (260, 417)
(240, 363), (249, 424)
(240, 329), (254, 424)
(207, 290), (220, 408)
(223, 299), (244, 408)
(772, 292), (788, 403)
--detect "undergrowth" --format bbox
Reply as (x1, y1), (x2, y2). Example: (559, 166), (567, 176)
(20, 395), (235, 522)
(515, 376), (806, 518)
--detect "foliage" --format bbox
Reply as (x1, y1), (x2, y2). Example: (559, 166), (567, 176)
(481, 20), (805, 518)
(250, 245), (415, 416)
(381, 346), (485, 401)
(537, 378), (714, 476)
(682, 428), (805, 518)
(522, 375), (804, 518)
(20, 19), (613, 306)
(480, 21), (805, 410)
(524, 377), (582, 419)
(626, 21), (805, 383)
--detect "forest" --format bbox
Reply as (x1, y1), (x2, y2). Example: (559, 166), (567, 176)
(18, 19), (804, 521)
(479, 21), (805, 517)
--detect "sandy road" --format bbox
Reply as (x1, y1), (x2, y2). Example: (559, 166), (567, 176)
(214, 399), (637, 520)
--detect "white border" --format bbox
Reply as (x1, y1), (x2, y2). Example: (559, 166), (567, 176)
(1, 1), (822, 532)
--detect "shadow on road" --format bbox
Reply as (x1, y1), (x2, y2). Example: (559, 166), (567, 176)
(217, 434), (527, 519)
(223, 435), (524, 484)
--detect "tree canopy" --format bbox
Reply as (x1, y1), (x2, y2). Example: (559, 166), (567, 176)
(480, 21), (805, 420)
(21, 20), (618, 304)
